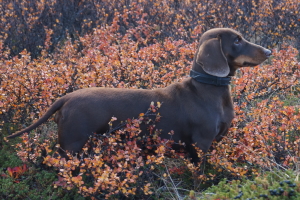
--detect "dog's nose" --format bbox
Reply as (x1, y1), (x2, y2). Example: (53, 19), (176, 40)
(264, 49), (272, 57)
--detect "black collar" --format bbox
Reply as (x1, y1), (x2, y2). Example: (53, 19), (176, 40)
(190, 70), (231, 86)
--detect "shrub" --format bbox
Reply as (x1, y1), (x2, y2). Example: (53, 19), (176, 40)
(13, 102), (180, 199)
(200, 170), (300, 199)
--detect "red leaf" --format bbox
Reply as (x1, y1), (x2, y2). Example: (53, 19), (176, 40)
(20, 164), (27, 173)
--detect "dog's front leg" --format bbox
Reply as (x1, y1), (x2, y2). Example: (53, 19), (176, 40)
(186, 128), (216, 163)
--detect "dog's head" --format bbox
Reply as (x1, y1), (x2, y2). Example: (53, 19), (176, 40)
(193, 28), (271, 77)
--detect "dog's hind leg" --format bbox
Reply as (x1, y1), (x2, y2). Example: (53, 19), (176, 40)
(56, 121), (92, 157)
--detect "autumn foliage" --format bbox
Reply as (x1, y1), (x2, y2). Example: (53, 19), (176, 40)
(0, 0), (300, 199)
(15, 103), (177, 198)
(5, 164), (27, 180)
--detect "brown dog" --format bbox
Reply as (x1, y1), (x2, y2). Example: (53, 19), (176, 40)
(7, 28), (271, 162)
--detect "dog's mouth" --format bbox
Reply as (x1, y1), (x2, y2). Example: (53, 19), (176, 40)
(242, 62), (259, 67)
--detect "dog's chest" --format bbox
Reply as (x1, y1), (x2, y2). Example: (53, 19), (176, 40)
(197, 93), (234, 127)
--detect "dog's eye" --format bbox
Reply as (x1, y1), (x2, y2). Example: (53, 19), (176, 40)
(234, 37), (241, 44)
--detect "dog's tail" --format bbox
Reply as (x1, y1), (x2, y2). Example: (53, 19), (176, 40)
(6, 98), (65, 139)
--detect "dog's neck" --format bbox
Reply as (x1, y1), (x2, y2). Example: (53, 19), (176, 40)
(190, 69), (231, 86)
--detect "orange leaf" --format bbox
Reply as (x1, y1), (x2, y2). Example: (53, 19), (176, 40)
(7, 167), (14, 177)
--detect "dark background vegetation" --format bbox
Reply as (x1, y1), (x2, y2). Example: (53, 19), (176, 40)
(1, 0), (299, 58)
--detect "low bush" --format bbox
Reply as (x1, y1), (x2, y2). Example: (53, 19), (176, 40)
(10, 102), (183, 199)
(200, 170), (300, 199)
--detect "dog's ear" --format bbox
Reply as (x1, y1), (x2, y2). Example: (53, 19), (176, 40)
(196, 37), (229, 77)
